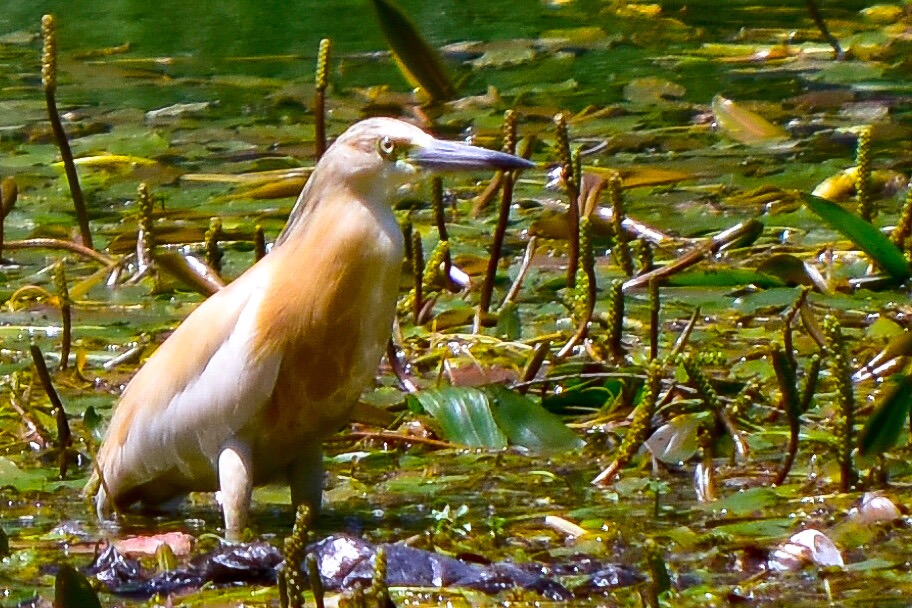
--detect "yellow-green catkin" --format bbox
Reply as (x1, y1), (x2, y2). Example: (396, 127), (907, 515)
(281, 505), (312, 608)
(422, 239), (449, 292)
(41, 15), (57, 92)
(823, 314), (857, 491)
(137, 183), (155, 266)
(634, 238), (653, 273)
(608, 173), (634, 277)
(890, 179), (912, 252)
(729, 380), (759, 419)
(855, 126), (873, 221)
(205, 217), (224, 273)
(570, 216), (596, 325)
(369, 546), (389, 608)
(605, 279), (624, 359)
(314, 38), (332, 160)
(613, 359), (661, 472)
(315, 38), (331, 90)
(553, 113), (573, 185)
(680, 354), (723, 412)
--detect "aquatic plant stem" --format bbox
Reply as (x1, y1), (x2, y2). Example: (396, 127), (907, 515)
(431, 177), (452, 285)
(29, 343), (72, 479)
(411, 230), (424, 325)
(649, 278), (660, 360)
(42, 15), (92, 250)
(554, 113), (579, 288)
(771, 342), (801, 485)
(54, 261), (72, 372)
(805, 0), (844, 60)
(314, 38), (331, 160)
(254, 225), (266, 261)
(205, 217), (224, 274)
(0, 178), (17, 262)
(479, 110), (517, 316)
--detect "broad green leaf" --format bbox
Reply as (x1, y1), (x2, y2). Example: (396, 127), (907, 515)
(412, 387), (507, 448)
(485, 385), (585, 454)
(859, 373), (912, 456)
(802, 193), (912, 282)
(55, 564), (103, 608)
(368, 0), (456, 103)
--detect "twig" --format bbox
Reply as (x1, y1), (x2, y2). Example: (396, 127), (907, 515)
(4, 238), (116, 266)
(622, 219), (763, 292)
(501, 236), (536, 307)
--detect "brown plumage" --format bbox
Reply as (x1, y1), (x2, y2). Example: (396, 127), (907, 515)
(90, 117), (533, 538)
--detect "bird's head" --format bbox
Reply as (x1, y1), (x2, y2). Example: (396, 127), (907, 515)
(317, 117), (535, 201)
(276, 117), (534, 246)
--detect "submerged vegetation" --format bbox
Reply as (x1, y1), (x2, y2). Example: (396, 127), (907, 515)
(2, 0), (912, 605)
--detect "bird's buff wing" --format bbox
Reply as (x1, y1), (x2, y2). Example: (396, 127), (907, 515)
(94, 267), (281, 511)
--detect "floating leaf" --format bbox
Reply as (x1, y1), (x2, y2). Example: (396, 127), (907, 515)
(586, 165), (693, 189)
(756, 253), (829, 291)
(412, 387), (507, 448)
(494, 301), (521, 341)
(369, 0), (456, 103)
(811, 167), (907, 202)
(666, 268), (785, 288)
(65, 154), (156, 169)
(711, 95), (788, 145)
(645, 414), (704, 464)
(859, 373), (912, 456)
(485, 384), (585, 454)
(623, 77), (685, 105)
(802, 193), (912, 282)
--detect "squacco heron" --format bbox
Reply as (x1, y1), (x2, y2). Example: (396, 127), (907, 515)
(91, 117), (533, 538)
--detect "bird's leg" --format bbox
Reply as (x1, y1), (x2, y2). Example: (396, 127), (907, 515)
(288, 442), (324, 516)
(218, 443), (253, 541)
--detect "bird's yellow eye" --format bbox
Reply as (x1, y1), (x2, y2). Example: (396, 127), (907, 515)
(377, 135), (398, 160)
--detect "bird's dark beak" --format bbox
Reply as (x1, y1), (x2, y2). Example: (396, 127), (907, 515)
(411, 139), (535, 172)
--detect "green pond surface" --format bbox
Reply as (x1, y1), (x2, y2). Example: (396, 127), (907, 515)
(2, 0), (912, 605)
